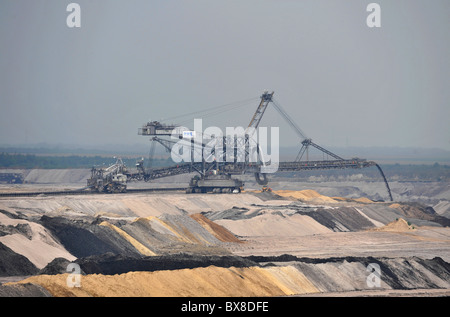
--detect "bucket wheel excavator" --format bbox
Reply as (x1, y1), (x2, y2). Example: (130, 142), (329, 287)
(87, 157), (128, 193)
(134, 91), (393, 201)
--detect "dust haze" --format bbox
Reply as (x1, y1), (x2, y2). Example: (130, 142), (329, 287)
(1, 0), (449, 151)
(1, 0), (449, 301)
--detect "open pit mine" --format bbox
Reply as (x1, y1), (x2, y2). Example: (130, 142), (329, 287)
(0, 182), (449, 297)
(1, 92), (449, 299)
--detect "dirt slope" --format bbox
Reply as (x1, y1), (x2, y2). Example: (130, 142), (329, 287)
(0, 211), (76, 270)
(1, 187), (449, 297)
(12, 256), (450, 297)
(189, 213), (242, 243)
(0, 242), (39, 276)
(372, 218), (416, 232)
(274, 189), (336, 203)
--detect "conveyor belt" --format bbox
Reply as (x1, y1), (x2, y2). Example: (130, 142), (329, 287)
(0, 187), (186, 197)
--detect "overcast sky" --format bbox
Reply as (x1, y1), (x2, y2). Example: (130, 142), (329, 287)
(1, 0), (449, 152)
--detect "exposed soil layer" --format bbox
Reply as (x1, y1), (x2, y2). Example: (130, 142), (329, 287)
(10, 255), (450, 297)
(389, 202), (450, 227)
(39, 215), (141, 258)
(0, 242), (39, 276)
(38, 257), (78, 275)
(38, 213), (234, 258)
(297, 206), (374, 232)
(246, 254), (450, 290)
(371, 218), (415, 232)
(68, 253), (257, 275)
(0, 187), (449, 297)
(0, 210), (77, 270)
(0, 283), (51, 297)
(274, 189), (337, 203)
(189, 213), (242, 243)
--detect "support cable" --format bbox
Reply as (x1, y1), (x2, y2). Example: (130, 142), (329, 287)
(160, 97), (258, 125)
(271, 98), (308, 141)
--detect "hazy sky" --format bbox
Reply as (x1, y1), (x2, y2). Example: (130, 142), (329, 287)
(1, 0), (449, 151)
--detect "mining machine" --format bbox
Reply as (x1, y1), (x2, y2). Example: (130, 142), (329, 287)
(87, 157), (128, 193)
(135, 91), (393, 201)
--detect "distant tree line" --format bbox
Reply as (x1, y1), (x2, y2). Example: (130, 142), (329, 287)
(0, 153), (172, 169)
(1, 152), (449, 181)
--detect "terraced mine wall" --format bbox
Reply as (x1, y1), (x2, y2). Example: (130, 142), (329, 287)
(0, 190), (449, 297)
(2, 254), (449, 297)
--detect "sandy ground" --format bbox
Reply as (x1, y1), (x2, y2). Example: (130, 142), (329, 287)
(1, 189), (449, 262)
(227, 228), (450, 261)
(1, 180), (449, 297)
(11, 256), (450, 296)
(295, 288), (450, 297)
